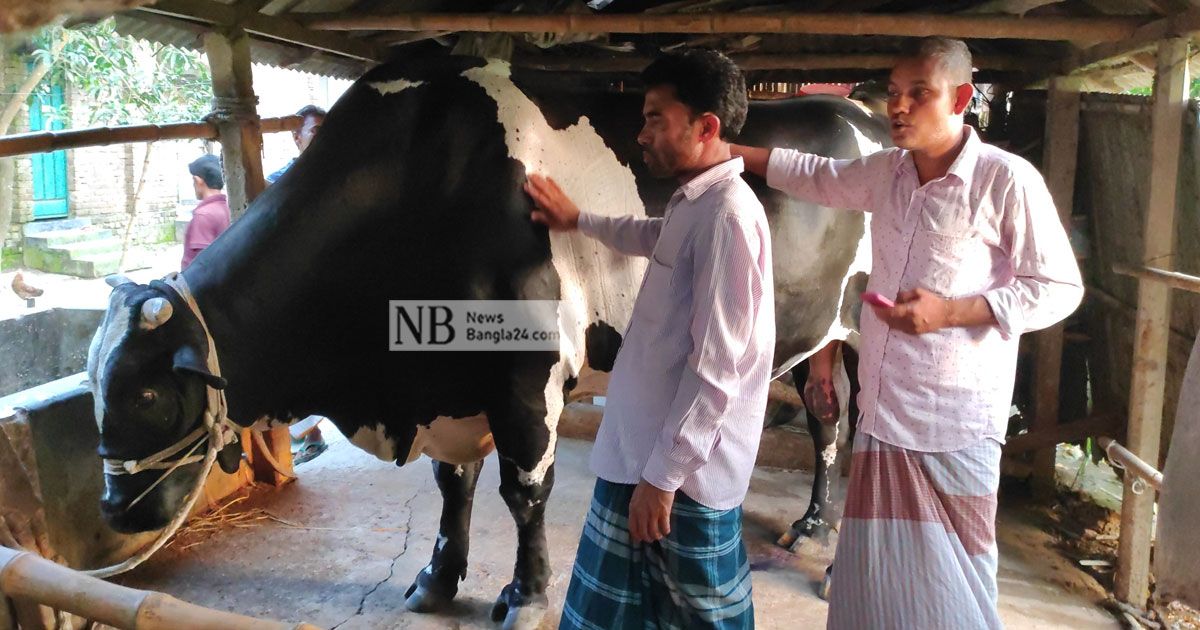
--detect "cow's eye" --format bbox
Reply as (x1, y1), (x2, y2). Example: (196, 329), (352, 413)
(134, 390), (157, 409)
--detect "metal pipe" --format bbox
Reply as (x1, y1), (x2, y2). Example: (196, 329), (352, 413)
(1098, 436), (1164, 491)
(1113, 264), (1200, 295)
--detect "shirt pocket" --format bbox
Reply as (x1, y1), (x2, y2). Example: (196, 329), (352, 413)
(912, 229), (981, 298)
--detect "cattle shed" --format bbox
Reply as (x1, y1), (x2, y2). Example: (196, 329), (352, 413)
(0, 0), (1199, 628)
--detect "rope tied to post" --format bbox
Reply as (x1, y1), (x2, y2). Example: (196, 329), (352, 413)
(207, 95), (260, 124)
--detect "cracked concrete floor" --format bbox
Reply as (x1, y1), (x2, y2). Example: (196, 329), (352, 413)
(113, 431), (1121, 629)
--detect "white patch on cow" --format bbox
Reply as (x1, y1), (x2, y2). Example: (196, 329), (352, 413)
(405, 414), (495, 465)
(435, 534), (447, 551)
(350, 423), (398, 461)
(453, 465), (465, 477)
(769, 116), (883, 379)
(462, 60), (647, 377)
(462, 61), (649, 486)
(369, 79), (425, 96)
(88, 300), (134, 433)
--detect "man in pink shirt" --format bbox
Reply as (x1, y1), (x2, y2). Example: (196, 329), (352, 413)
(181, 154), (230, 271)
(526, 50), (773, 629)
(734, 38), (1083, 628)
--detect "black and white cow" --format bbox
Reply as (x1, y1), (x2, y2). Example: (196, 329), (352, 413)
(87, 57), (886, 628)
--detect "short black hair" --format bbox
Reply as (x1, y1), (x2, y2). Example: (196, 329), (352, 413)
(188, 154), (223, 190)
(641, 49), (748, 140)
(295, 104), (327, 120)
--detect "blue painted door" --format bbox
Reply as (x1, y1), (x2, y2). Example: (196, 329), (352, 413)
(28, 82), (69, 220)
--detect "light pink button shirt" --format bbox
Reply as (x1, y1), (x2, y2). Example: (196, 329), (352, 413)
(579, 157), (775, 510)
(767, 127), (1083, 452)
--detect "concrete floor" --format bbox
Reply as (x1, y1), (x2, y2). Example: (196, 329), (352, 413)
(114, 430), (1120, 629)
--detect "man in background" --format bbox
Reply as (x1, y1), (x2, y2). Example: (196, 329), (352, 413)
(181, 154), (229, 271)
(266, 104), (325, 184)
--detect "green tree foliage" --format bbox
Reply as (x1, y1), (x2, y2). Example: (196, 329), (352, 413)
(1127, 78), (1200, 98)
(29, 18), (212, 126)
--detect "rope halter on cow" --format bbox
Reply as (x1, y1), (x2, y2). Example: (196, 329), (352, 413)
(100, 272), (240, 508)
(87, 272), (239, 578)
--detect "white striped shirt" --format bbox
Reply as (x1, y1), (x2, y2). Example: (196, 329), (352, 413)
(766, 127), (1084, 452)
(579, 157), (775, 510)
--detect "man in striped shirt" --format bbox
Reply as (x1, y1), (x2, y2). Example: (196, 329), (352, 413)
(733, 37), (1083, 629)
(526, 49), (775, 629)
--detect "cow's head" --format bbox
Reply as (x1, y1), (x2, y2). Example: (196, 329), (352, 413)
(87, 276), (240, 533)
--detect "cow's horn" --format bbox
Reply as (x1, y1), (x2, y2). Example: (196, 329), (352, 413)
(140, 298), (173, 330)
(105, 274), (135, 288)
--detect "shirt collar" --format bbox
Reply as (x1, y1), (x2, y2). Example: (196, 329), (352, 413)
(894, 125), (980, 185)
(197, 193), (227, 208)
(677, 157), (745, 202)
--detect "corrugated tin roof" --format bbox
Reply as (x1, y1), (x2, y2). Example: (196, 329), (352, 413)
(112, 13), (369, 78)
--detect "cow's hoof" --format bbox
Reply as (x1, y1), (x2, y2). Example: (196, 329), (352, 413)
(817, 572), (832, 601)
(778, 515), (832, 551)
(776, 528), (801, 550)
(403, 567), (458, 613)
(490, 583), (548, 630)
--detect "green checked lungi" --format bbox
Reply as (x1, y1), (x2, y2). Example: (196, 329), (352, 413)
(559, 479), (754, 630)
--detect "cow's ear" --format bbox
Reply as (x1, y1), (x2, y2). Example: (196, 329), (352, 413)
(216, 434), (244, 474)
(173, 345), (228, 390)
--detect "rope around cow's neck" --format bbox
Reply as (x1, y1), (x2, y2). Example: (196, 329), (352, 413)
(84, 272), (234, 579)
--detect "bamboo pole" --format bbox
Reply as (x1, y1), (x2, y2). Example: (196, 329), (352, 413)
(306, 12), (1145, 42)
(0, 546), (319, 629)
(0, 116), (301, 159)
(1116, 37), (1189, 609)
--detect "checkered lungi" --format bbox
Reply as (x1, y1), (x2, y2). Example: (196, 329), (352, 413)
(559, 479), (754, 630)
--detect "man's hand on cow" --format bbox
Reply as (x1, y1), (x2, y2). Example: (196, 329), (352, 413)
(629, 480), (674, 544)
(524, 174), (580, 231)
(872, 287), (951, 335)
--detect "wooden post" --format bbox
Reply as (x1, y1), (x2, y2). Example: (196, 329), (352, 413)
(203, 28), (265, 219)
(1116, 37), (1189, 609)
(1030, 76), (1082, 499)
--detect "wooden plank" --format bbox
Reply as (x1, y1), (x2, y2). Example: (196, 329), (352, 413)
(248, 426), (294, 486)
(1031, 76), (1082, 499)
(1116, 37), (1190, 610)
(511, 52), (1042, 73)
(306, 12), (1145, 42)
(203, 28), (266, 218)
(1064, 8), (1200, 75)
(142, 0), (382, 62)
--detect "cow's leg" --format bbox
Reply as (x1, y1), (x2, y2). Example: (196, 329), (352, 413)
(779, 341), (843, 549)
(404, 458), (484, 613)
(819, 344), (860, 600)
(486, 361), (558, 630)
(491, 454), (553, 630)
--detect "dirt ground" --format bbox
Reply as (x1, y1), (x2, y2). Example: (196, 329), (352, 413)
(110, 428), (1122, 629)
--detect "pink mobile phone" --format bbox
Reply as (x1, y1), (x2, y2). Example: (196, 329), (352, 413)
(861, 291), (896, 309)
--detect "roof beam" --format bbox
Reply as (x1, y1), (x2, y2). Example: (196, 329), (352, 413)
(142, 0), (383, 62)
(306, 11), (1145, 43)
(1064, 7), (1200, 74)
(511, 51), (1046, 73)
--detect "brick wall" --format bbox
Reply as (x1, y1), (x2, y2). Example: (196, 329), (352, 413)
(61, 84), (197, 247)
(3, 57), (34, 250)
